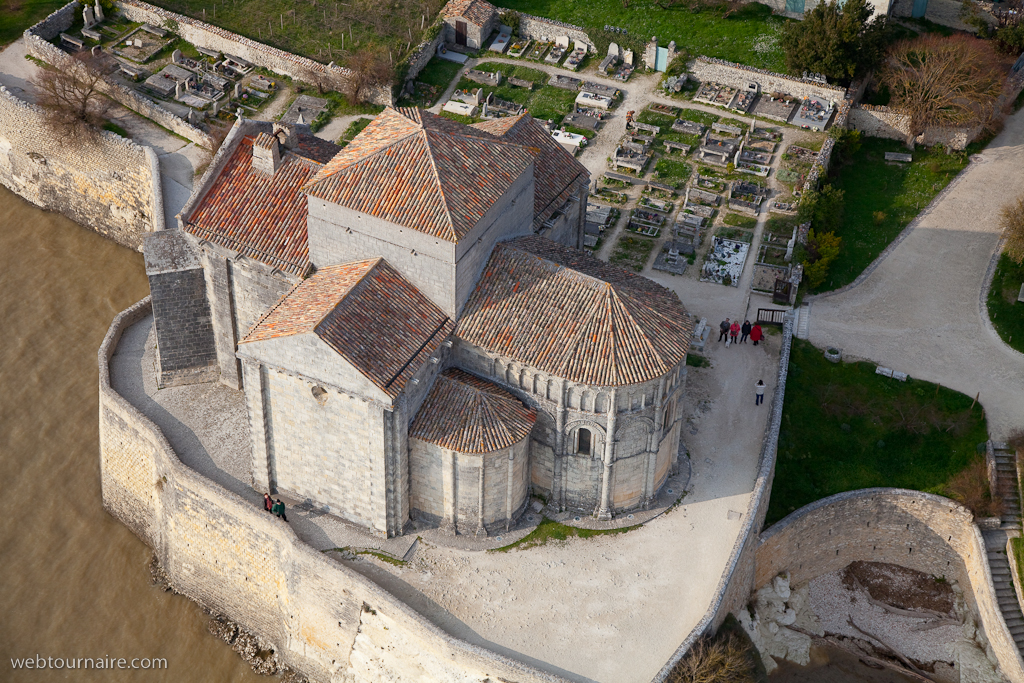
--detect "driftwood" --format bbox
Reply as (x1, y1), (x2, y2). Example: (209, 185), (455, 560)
(847, 616), (934, 681)
(852, 574), (954, 620)
(787, 624), (937, 683)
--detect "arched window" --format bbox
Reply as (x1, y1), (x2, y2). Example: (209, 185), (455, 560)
(576, 428), (592, 456)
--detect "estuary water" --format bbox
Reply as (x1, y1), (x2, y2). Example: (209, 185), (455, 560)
(0, 186), (262, 682)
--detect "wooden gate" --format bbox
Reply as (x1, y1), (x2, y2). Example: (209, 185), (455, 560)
(455, 20), (468, 46)
(756, 308), (787, 326)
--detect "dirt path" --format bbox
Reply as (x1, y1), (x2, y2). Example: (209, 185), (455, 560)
(805, 109), (1024, 439)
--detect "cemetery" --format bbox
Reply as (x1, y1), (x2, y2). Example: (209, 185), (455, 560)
(446, 61), (578, 122)
(700, 236), (750, 286)
(652, 240), (694, 275)
(792, 95), (835, 131)
(729, 180), (768, 214)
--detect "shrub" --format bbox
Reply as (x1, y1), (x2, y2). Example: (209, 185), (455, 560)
(1000, 194), (1024, 265)
(666, 632), (757, 683)
(802, 228), (842, 289)
(945, 459), (1004, 519)
(872, 210), (887, 225)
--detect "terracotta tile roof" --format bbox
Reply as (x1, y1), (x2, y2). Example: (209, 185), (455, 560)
(242, 258), (453, 398)
(410, 369), (536, 453)
(253, 131), (276, 149)
(302, 107), (535, 242)
(443, 0), (497, 26)
(472, 114), (590, 229)
(185, 135), (321, 275)
(294, 133), (345, 164)
(458, 237), (693, 387)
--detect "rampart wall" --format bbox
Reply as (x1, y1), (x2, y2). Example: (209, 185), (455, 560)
(755, 489), (1024, 682)
(848, 104), (981, 150)
(503, 11), (595, 51)
(98, 297), (570, 683)
(690, 57), (847, 103)
(0, 85), (159, 250)
(24, 2), (215, 148)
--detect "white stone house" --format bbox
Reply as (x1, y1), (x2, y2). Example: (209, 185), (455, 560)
(442, 0), (500, 49)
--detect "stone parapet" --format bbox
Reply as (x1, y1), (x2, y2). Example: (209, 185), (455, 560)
(504, 10), (595, 51)
(0, 85), (158, 250)
(757, 489), (1024, 683)
(98, 298), (570, 683)
(690, 57), (846, 103)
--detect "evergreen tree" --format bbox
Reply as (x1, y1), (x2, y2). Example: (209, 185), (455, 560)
(780, 0), (887, 82)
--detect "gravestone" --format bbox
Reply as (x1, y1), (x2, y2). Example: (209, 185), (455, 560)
(172, 48), (182, 63)
(94, 0), (104, 22)
(134, 38), (143, 48)
(884, 152), (912, 162)
(608, 42), (620, 58)
(175, 81), (182, 100)
(83, 6), (96, 28)
(234, 82), (241, 99)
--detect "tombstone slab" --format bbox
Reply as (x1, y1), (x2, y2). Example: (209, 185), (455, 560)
(83, 6), (96, 28)
(94, 0), (104, 22)
(172, 48), (182, 63)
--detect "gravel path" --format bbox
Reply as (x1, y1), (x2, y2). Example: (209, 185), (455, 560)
(805, 108), (1024, 440)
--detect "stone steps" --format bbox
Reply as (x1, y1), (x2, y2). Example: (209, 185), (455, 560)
(984, 528), (1024, 659)
(795, 303), (809, 340)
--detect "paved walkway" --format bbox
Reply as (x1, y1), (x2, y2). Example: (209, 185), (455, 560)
(805, 108), (1024, 440)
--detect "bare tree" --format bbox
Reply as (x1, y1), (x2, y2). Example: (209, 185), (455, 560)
(879, 34), (1009, 148)
(32, 52), (110, 145)
(1001, 195), (1024, 265)
(343, 47), (392, 105)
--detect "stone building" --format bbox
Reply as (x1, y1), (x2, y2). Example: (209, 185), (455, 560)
(442, 0), (500, 49)
(146, 106), (693, 538)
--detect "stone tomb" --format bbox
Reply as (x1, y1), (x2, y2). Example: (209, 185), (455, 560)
(281, 95), (328, 125)
(113, 26), (172, 63)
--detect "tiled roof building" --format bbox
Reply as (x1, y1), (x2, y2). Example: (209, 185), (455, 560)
(150, 108), (691, 538)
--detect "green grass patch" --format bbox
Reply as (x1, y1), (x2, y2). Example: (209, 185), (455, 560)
(143, 0), (442, 68)
(987, 254), (1024, 354)
(311, 91), (382, 132)
(768, 338), (988, 525)
(495, 0), (788, 71)
(451, 61), (577, 121)
(610, 234), (657, 272)
(637, 109), (676, 129)
(652, 158), (692, 187)
(1013, 537), (1024, 595)
(678, 107), (720, 127)
(102, 121), (130, 138)
(821, 138), (972, 292)
(724, 212), (757, 229)
(336, 116), (372, 147)
(438, 110), (480, 126)
(489, 516), (639, 552)
(717, 226), (754, 243)
(0, 0), (69, 47)
(324, 547), (408, 566)
(686, 353), (710, 368)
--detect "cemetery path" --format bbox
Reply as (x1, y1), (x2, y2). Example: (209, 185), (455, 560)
(806, 108), (1024, 440)
(0, 38), (39, 102)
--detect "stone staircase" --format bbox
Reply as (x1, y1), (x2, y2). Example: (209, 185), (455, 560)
(993, 442), (1022, 529)
(794, 303), (810, 340)
(984, 529), (1024, 652)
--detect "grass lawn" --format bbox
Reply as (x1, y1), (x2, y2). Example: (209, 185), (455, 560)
(987, 254), (1024, 354)
(0, 0), (69, 47)
(610, 234), (656, 272)
(496, 0), (787, 71)
(336, 116), (372, 147)
(452, 61), (577, 121)
(724, 212), (757, 229)
(652, 158), (692, 188)
(399, 57), (464, 107)
(490, 516), (638, 552)
(144, 0), (443, 67)
(821, 138), (973, 292)
(768, 339), (988, 525)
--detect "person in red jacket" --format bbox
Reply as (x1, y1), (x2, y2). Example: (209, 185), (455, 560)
(750, 324), (763, 346)
(729, 321), (740, 345)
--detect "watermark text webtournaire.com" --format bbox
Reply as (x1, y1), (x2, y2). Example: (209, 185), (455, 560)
(11, 656), (167, 670)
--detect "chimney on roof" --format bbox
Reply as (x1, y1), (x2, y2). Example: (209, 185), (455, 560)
(273, 122), (298, 150)
(252, 131), (281, 175)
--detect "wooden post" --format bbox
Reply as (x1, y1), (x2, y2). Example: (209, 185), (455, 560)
(971, 391), (979, 409)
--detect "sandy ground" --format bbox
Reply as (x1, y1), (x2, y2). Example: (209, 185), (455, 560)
(0, 37), (38, 102)
(806, 107), (1024, 440)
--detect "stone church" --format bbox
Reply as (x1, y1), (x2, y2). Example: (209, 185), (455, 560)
(144, 106), (694, 538)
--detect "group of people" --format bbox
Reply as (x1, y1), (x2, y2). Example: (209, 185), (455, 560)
(263, 493), (288, 522)
(718, 318), (763, 346)
(717, 318), (768, 406)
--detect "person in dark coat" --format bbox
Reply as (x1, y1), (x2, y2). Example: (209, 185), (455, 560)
(271, 499), (287, 522)
(718, 318), (730, 342)
(264, 493), (273, 512)
(729, 321), (740, 344)
(750, 324), (763, 346)
(740, 320), (752, 343)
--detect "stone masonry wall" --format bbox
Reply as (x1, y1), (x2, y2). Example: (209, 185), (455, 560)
(848, 104), (980, 150)
(99, 298), (571, 683)
(504, 11), (595, 51)
(0, 85), (158, 250)
(690, 57), (847, 103)
(755, 490), (1024, 682)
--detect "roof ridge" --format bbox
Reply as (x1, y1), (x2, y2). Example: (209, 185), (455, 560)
(305, 125), (421, 190)
(241, 277), (307, 343)
(607, 286), (668, 378)
(420, 128), (458, 242)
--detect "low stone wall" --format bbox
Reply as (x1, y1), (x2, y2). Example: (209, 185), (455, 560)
(505, 10), (595, 51)
(848, 104), (980, 150)
(0, 86), (158, 250)
(98, 298), (570, 683)
(24, 2), (215, 148)
(651, 313), (794, 681)
(690, 57), (847, 103)
(756, 489), (1024, 682)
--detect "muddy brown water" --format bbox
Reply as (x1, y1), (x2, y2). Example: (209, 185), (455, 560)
(0, 186), (261, 682)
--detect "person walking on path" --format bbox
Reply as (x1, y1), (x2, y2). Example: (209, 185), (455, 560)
(741, 320), (752, 343)
(718, 318), (730, 342)
(264, 493), (273, 512)
(729, 321), (740, 345)
(750, 323), (763, 346)
(755, 380), (765, 405)
(271, 499), (288, 522)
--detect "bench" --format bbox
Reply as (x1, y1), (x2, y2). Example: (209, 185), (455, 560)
(81, 28), (102, 41)
(885, 152), (912, 162)
(196, 46), (221, 59)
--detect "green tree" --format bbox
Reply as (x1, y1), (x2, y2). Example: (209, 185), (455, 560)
(780, 0), (887, 82)
(798, 184), (845, 234)
(802, 229), (843, 289)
